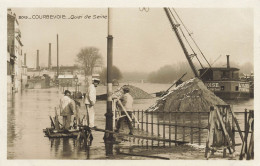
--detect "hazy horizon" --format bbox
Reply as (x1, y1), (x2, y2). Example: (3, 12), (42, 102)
(11, 8), (253, 73)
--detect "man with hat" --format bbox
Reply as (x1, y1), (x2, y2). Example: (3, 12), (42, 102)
(84, 78), (100, 127)
(117, 86), (134, 135)
(60, 90), (74, 130)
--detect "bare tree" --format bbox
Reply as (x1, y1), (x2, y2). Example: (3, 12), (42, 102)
(76, 47), (102, 87)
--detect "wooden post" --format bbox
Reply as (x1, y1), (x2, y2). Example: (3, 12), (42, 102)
(223, 107), (227, 158)
(141, 111), (144, 131)
(175, 112), (178, 146)
(169, 112), (172, 146)
(133, 110), (135, 128)
(163, 112), (166, 146)
(151, 110), (154, 146)
(146, 112), (148, 133)
(190, 112), (193, 144)
(198, 112), (201, 145)
(230, 106), (236, 152)
(138, 110), (140, 130)
(244, 109), (248, 154)
(183, 114), (185, 142)
(157, 111), (160, 146)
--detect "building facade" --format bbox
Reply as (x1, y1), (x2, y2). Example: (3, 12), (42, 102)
(7, 9), (27, 94)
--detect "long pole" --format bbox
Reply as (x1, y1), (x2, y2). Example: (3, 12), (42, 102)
(104, 8), (114, 141)
(164, 8), (199, 77)
(57, 34), (59, 77)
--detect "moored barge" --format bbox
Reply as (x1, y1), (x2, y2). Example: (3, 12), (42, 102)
(199, 55), (250, 100)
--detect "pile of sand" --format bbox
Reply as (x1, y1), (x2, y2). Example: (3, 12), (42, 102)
(113, 85), (153, 99)
(147, 78), (226, 112)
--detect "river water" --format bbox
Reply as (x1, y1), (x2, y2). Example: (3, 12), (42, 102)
(7, 83), (254, 159)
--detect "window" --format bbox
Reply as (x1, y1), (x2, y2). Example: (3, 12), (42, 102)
(235, 86), (239, 91)
(221, 86), (225, 91)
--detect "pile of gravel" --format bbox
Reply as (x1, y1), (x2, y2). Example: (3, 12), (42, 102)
(147, 78), (226, 112)
(113, 85), (153, 99)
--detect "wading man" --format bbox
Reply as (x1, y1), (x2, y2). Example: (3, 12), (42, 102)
(117, 87), (134, 135)
(60, 90), (74, 130)
(84, 78), (100, 127)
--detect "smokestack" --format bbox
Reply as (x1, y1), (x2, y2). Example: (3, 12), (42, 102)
(37, 50), (39, 70)
(57, 34), (59, 76)
(24, 53), (26, 66)
(48, 43), (52, 69)
(226, 55), (230, 69)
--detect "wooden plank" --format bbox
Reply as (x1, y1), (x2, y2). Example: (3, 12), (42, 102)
(229, 108), (244, 142)
(215, 108), (232, 150)
(118, 152), (170, 160)
(49, 116), (55, 128)
(117, 99), (132, 122)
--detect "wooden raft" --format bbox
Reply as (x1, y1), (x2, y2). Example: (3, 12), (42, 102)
(43, 128), (80, 138)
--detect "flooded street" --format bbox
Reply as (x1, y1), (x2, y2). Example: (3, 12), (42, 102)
(7, 83), (254, 159)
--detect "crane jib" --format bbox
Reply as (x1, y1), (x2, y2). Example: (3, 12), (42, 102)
(163, 8), (199, 78)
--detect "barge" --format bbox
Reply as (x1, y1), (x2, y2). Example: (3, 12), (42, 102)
(199, 55), (251, 100)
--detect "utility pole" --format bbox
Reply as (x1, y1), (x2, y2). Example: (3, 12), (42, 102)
(57, 34), (59, 77)
(104, 8), (114, 142)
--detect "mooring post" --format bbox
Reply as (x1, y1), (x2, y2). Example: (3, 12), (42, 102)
(104, 8), (114, 142)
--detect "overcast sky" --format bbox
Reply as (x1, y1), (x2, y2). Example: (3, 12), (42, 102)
(12, 8), (253, 72)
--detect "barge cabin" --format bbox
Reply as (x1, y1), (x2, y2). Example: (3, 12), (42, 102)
(199, 55), (250, 100)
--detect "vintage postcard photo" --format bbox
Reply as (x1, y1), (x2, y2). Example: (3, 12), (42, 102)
(1, 1), (259, 165)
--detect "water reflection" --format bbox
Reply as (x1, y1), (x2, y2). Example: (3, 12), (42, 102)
(7, 86), (254, 159)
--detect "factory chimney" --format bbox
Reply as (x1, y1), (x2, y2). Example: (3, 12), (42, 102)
(48, 43), (52, 69)
(36, 50), (39, 70)
(24, 53), (26, 66)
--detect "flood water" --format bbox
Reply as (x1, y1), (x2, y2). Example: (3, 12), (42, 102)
(7, 83), (254, 159)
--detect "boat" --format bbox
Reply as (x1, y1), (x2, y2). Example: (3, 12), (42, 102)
(199, 55), (250, 100)
(163, 8), (252, 100)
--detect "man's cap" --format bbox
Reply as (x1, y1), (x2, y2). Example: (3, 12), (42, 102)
(64, 90), (71, 95)
(92, 78), (100, 83)
(122, 86), (130, 92)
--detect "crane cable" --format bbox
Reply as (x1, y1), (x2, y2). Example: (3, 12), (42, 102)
(168, 8), (204, 69)
(172, 8), (212, 68)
